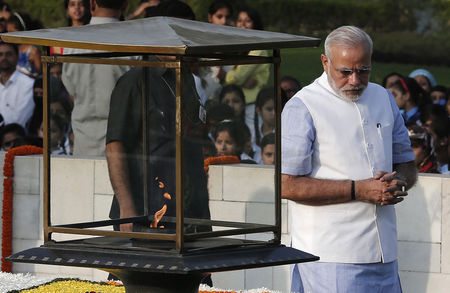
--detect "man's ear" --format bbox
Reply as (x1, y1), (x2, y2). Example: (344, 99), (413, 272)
(321, 54), (328, 73)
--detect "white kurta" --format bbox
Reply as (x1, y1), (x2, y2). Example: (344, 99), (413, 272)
(282, 72), (414, 263)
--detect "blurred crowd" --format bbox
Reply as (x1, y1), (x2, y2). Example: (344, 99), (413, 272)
(0, 0), (448, 174)
(382, 70), (449, 174)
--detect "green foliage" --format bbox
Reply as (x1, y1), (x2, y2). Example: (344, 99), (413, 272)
(372, 31), (450, 66)
(431, 0), (450, 30)
(186, 0), (418, 34)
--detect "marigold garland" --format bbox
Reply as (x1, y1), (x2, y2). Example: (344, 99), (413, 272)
(12, 278), (269, 293)
(2, 146), (43, 272)
(204, 155), (240, 172)
(16, 278), (124, 293)
(0, 274), (272, 293)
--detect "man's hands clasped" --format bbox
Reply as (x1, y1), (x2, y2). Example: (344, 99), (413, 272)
(355, 171), (408, 206)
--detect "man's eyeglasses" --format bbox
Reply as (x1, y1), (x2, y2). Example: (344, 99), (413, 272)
(336, 66), (371, 78)
(330, 60), (371, 78)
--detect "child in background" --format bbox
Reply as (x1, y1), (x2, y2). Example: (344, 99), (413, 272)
(429, 85), (448, 106)
(252, 87), (275, 149)
(390, 77), (428, 126)
(408, 125), (440, 173)
(260, 133), (275, 165)
(38, 114), (69, 155)
(219, 84), (246, 122)
(0, 123), (25, 151)
(213, 120), (244, 157)
(213, 119), (255, 163)
(206, 103), (234, 141)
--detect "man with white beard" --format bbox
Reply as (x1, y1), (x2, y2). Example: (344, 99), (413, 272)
(281, 26), (417, 292)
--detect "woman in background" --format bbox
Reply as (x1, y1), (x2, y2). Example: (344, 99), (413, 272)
(50, 0), (91, 55)
(208, 0), (232, 26)
(65, 0), (91, 26)
(195, 0), (234, 102)
(226, 6), (270, 126)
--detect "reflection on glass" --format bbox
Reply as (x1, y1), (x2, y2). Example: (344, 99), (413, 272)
(105, 66), (210, 233)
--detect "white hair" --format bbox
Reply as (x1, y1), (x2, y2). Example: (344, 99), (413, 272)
(324, 26), (373, 59)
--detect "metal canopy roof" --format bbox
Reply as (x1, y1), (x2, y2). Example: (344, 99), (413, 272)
(1, 17), (320, 55)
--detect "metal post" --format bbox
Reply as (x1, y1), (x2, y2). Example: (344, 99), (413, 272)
(142, 56), (149, 216)
(273, 49), (282, 244)
(175, 59), (184, 252)
(43, 47), (51, 242)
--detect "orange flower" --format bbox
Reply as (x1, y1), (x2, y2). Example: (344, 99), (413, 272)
(2, 145), (43, 272)
(204, 155), (240, 173)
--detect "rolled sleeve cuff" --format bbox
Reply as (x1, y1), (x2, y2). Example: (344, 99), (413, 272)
(281, 98), (315, 176)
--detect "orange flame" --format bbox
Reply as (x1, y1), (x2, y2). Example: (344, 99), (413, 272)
(150, 204), (167, 228)
(149, 179), (171, 228)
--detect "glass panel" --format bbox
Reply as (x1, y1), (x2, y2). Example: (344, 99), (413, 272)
(49, 60), (179, 238)
(48, 58), (130, 233)
(187, 62), (277, 242)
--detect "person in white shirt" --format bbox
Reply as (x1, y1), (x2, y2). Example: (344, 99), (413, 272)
(62, 0), (130, 157)
(282, 26), (417, 293)
(0, 41), (34, 129)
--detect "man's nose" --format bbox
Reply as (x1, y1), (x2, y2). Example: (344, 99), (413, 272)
(348, 72), (361, 85)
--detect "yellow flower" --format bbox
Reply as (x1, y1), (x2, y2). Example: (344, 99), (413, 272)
(20, 280), (125, 293)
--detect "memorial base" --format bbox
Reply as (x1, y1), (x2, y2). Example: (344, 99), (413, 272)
(7, 237), (319, 293)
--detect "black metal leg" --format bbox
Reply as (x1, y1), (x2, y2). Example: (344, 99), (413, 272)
(105, 269), (205, 293)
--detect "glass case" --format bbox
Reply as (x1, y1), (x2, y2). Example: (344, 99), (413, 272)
(45, 53), (280, 253)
